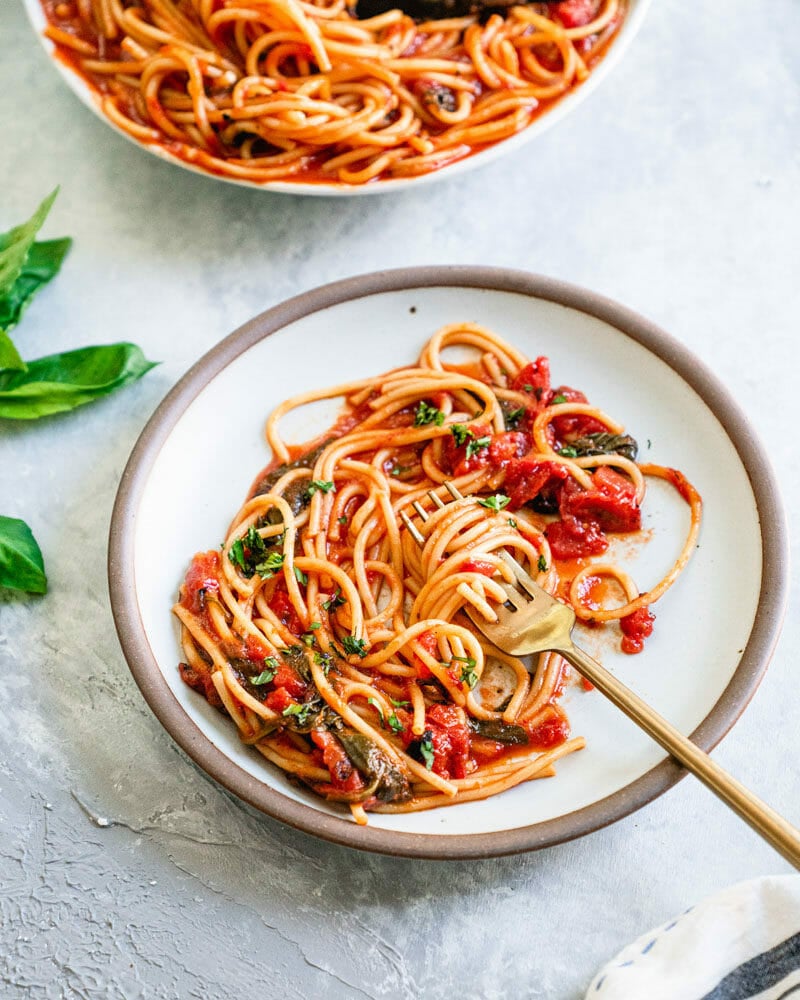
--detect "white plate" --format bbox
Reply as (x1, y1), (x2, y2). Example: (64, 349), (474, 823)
(23, 0), (650, 196)
(108, 267), (788, 857)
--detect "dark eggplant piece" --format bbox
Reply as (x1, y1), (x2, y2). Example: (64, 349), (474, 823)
(252, 438), (334, 516)
(567, 432), (639, 463)
(336, 729), (413, 803)
(468, 717), (529, 745)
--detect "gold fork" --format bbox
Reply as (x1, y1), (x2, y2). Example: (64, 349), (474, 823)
(400, 481), (800, 868)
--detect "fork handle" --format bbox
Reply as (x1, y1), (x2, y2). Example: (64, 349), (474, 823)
(560, 642), (800, 870)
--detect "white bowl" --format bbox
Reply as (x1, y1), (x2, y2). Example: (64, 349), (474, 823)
(23, 0), (650, 196)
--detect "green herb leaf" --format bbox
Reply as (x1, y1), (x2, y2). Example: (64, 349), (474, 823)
(0, 190), (59, 302)
(477, 493), (510, 512)
(337, 515), (348, 525)
(229, 526), (270, 577)
(0, 343), (157, 420)
(390, 464), (413, 478)
(368, 697), (385, 724)
(552, 394), (568, 405)
(305, 479), (335, 499)
(250, 657), (278, 685)
(558, 446), (579, 459)
(505, 406), (525, 429)
(282, 703), (314, 725)
(293, 565), (308, 585)
(389, 697), (411, 708)
(0, 331), (25, 373)
(341, 635), (368, 658)
(322, 587), (346, 612)
(414, 400), (444, 427)
(0, 515), (47, 593)
(313, 651), (332, 673)
(465, 435), (490, 459)
(419, 730), (435, 770)
(537, 554), (548, 573)
(0, 238), (72, 338)
(460, 663), (479, 689)
(388, 712), (404, 734)
(507, 517), (518, 529)
(450, 424), (472, 447)
(255, 551), (285, 578)
(522, 383), (534, 393)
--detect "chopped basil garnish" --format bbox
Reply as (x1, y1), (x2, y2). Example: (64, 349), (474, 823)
(322, 587), (346, 611)
(419, 731), (435, 770)
(465, 435), (490, 459)
(414, 400), (444, 427)
(450, 424), (471, 447)
(537, 554), (548, 573)
(293, 565), (308, 585)
(558, 446), (578, 458)
(341, 635), (368, 658)
(477, 493), (510, 512)
(368, 697), (385, 724)
(305, 480), (335, 499)
(507, 517), (518, 529)
(388, 712), (404, 734)
(552, 393), (568, 405)
(506, 406), (525, 429)
(250, 657), (278, 685)
(282, 703), (314, 725)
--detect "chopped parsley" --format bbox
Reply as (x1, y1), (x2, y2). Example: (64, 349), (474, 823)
(341, 635), (368, 658)
(390, 697), (411, 708)
(368, 697), (385, 724)
(523, 383), (534, 393)
(414, 400), (444, 427)
(390, 464), (413, 478)
(552, 393), (568, 405)
(338, 515), (348, 525)
(419, 730), (435, 770)
(477, 493), (510, 512)
(301, 632), (316, 647)
(305, 480), (335, 499)
(250, 657), (278, 685)
(293, 565), (308, 585)
(558, 446), (579, 459)
(507, 517), (518, 529)
(537, 554), (548, 573)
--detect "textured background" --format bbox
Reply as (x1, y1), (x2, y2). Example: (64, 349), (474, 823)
(1, 0), (799, 996)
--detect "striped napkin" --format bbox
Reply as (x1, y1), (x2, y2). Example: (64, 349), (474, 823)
(586, 875), (800, 1000)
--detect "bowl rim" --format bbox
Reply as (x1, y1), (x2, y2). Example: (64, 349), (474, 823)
(22, 0), (651, 196)
(108, 265), (790, 858)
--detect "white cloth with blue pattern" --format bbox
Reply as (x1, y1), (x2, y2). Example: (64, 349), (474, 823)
(586, 875), (800, 1000)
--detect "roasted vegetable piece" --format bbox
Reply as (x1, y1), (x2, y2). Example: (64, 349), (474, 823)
(467, 717), (529, 745)
(252, 438), (334, 514)
(567, 432), (639, 462)
(336, 729), (413, 803)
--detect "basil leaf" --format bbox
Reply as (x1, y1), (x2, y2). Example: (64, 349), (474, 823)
(0, 343), (157, 420)
(0, 331), (25, 373)
(0, 516), (47, 593)
(0, 237), (72, 335)
(0, 190), (59, 301)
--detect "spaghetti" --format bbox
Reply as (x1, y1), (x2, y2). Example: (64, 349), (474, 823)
(40, 0), (626, 185)
(174, 322), (701, 823)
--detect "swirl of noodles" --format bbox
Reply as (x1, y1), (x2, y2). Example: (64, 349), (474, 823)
(41, 0), (627, 185)
(173, 320), (701, 823)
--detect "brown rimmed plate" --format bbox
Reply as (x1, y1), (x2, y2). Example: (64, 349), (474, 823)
(108, 267), (789, 858)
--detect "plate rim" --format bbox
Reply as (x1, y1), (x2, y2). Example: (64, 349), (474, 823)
(108, 265), (789, 858)
(22, 0), (651, 197)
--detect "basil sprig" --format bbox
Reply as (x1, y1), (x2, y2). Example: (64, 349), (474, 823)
(0, 343), (157, 419)
(0, 516), (47, 594)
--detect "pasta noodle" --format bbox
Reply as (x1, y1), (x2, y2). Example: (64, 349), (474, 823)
(40, 0), (626, 185)
(174, 322), (701, 823)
